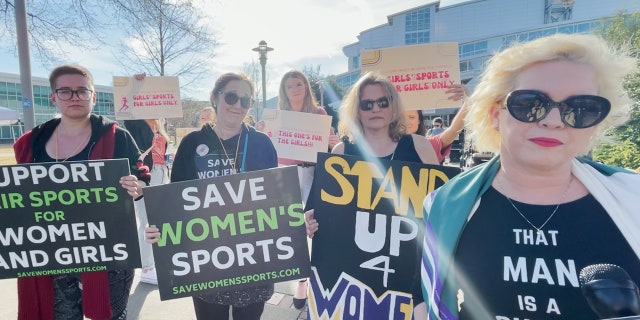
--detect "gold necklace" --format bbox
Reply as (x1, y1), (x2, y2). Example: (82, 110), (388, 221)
(212, 124), (242, 173)
(55, 129), (91, 162)
(496, 175), (573, 232)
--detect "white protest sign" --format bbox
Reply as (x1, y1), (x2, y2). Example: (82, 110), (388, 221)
(262, 109), (332, 163)
(113, 76), (183, 119)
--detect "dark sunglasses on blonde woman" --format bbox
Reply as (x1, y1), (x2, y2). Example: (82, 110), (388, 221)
(359, 96), (392, 111)
(505, 89), (610, 129)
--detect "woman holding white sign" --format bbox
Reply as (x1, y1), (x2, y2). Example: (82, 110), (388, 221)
(273, 70), (340, 309)
(146, 72), (277, 320)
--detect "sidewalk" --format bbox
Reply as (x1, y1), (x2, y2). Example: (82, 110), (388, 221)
(0, 273), (308, 319)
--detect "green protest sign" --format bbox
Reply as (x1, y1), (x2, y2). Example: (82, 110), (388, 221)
(0, 159), (140, 279)
(144, 166), (310, 300)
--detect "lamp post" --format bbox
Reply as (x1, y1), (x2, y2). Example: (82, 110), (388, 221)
(252, 40), (273, 120)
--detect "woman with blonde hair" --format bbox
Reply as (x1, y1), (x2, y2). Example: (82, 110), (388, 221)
(333, 72), (464, 163)
(415, 33), (640, 319)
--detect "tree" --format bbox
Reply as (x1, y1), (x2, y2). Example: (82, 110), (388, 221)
(592, 11), (640, 169)
(1, 0), (216, 90)
(1, 1), (105, 67)
(107, 0), (216, 91)
(301, 65), (345, 107)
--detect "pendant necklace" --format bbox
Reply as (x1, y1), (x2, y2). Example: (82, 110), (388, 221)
(55, 129), (91, 162)
(497, 175), (573, 232)
(212, 124), (242, 173)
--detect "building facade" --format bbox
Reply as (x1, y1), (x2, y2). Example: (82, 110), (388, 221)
(0, 72), (114, 140)
(336, 0), (638, 116)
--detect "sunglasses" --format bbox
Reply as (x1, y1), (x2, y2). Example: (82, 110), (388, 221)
(505, 90), (610, 129)
(359, 97), (391, 111)
(219, 91), (253, 109)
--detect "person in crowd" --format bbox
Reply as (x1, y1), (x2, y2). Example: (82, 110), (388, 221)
(122, 74), (171, 286)
(426, 117), (445, 136)
(13, 64), (147, 320)
(405, 109), (427, 136)
(199, 106), (216, 127)
(145, 72), (277, 320)
(254, 69), (340, 309)
(123, 117), (170, 285)
(243, 114), (256, 127)
(414, 33), (640, 319)
(331, 72), (467, 164)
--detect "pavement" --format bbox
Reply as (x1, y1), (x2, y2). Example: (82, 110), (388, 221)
(0, 273), (309, 319)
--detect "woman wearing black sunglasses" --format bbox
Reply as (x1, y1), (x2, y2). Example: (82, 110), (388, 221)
(330, 71), (462, 163)
(146, 72), (277, 320)
(415, 34), (640, 320)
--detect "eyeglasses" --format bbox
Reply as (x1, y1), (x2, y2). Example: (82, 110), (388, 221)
(54, 89), (94, 101)
(219, 91), (253, 109)
(359, 97), (391, 111)
(505, 90), (611, 129)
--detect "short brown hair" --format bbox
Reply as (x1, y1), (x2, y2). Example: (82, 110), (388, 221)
(49, 64), (94, 90)
(210, 73), (254, 110)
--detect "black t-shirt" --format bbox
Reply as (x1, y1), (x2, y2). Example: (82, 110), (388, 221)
(451, 187), (640, 320)
(170, 124), (278, 183)
(343, 134), (422, 162)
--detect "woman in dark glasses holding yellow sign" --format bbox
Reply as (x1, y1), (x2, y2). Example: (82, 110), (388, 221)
(415, 34), (640, 320)
(151, 72), (277, 320)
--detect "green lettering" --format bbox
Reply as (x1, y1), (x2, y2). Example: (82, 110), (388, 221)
(75, 189), (90, 204)
(104, 187), (118, 202)
(186, 218), (209, 241)
(237, 210), (255, 234)
(158, 221), (183, 246)
(29, 192), (43, 207)
(287, 203), (305, 227)
(210, 213), (237, 238)
(256, 207), (278, 231)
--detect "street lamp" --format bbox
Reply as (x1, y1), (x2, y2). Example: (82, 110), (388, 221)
(252, 40), (273, 120)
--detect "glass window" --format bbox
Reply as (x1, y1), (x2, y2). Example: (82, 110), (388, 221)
(6, 83), (16, 95)
(558, 25), (574, 34)
(460, 61), (468, 72)
(576, 22), (590, 33)
(0, 82), (6, 94)
(528, 30), (543, 40)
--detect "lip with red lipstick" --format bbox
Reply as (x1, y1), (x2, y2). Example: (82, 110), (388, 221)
(529, 137), (563, 147)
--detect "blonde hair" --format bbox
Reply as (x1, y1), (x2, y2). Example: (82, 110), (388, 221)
(466, 33), (637, 154)
(277, 70), (319, 113)
(338, 72), (407, 142)
(146, 119), (170, 141)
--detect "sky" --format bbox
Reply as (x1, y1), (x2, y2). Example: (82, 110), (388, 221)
(0, 0), (427, 102)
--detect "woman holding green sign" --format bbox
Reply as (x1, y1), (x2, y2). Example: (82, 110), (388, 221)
(146, 72), (277, 320)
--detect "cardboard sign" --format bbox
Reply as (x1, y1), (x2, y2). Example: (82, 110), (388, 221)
(308, 153), (460, 319)
(113, 76), (183, 119)
(262, 109), (332, 163)
(361, 42), (461, 110)
(143, 166), (311, 301)
(0, 159), (140, 279)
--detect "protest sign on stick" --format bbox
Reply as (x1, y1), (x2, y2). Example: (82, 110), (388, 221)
(113, 75), (183, 119)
